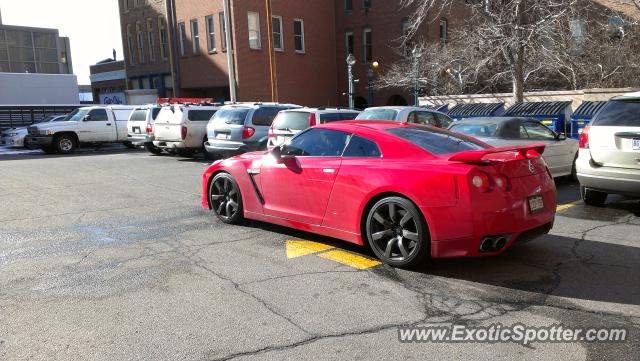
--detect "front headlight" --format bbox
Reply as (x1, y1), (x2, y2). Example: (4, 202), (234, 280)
(38, 129), (55, 136)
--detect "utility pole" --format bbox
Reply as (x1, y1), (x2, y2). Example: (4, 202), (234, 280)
(265, 0), (277, 102)
(223, 0), (237, 102)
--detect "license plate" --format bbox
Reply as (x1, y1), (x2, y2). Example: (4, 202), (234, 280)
(133, 127), (141, 134)
(528, 195), (544, 213)
(632, 138), (640, 150)
(216, 133), (229, 140)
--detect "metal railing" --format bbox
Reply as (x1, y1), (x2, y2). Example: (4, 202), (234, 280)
(0, 105), (81, 131)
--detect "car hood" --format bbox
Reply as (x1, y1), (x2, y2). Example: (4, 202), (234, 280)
(31, 121), (77, 130)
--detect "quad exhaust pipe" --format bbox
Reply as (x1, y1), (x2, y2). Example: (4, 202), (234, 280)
(479, 236), (508, 253)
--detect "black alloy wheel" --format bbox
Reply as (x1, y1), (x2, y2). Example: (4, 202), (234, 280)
(209, 173), (243, 224)
(365, 196), (429, 268)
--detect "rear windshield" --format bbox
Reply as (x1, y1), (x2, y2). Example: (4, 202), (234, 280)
(252, 107), (284, 126)
(319, 112), (359, 123)
(211, 108), (250, 125)
(356, 109), (398, 121)
(130, 109), (147, 122)
(449, 123), (499, 137)
(387, 127), (488, 155)
(273, 111), (310, 130)
(188, 109), (217, 121)
(592, 100), (640, 126)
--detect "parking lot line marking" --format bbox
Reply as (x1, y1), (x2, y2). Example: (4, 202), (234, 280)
(556, 200), (582, 212)
(317, 250), (382, 270)
(286, 240), (335, 259)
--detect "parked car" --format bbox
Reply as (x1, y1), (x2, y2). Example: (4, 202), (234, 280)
(25, 106), (136, 154)
(267, 107), (360, 149)
(355, 106), (453, 128)
(204, 102), (300, 157)
(152, 104), (220, 157)
(126, 105), (162, 154)
(577, 92), (640, 206)
(201, 121), (556, 268)
(449, 117), (579, 179)
(1, 115), (66, 148)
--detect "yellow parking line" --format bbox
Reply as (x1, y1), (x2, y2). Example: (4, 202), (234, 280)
(286, 240), (335, 259)
(556, 200), (582, 212)
(317, 249), (382, 270)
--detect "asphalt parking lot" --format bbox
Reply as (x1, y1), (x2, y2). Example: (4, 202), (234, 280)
(0, 147), (638, 360)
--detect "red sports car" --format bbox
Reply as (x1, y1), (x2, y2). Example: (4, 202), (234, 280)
(201, 121), (556, 267)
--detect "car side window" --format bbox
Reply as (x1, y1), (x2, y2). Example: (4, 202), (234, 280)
(343, 135), (381, 157)
(188, 109), (217, 121)
(408, 111), (437, 126)
(286, 128), (350, 157)
(319, 113), (340, 123)
(251, 107), (282, 126)
(523, 122), (555, 140)
(519, 125), (529, 139)
(436, 114), (453, 128)
(88, 109), (108, 121)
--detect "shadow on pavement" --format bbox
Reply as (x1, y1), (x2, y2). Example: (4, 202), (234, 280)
(0, 145), (144, 161)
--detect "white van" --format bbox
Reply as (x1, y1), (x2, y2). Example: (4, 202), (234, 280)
(153, 104), (220, 157)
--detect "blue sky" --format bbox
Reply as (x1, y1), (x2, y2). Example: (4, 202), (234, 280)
(0, 0), (124, 85)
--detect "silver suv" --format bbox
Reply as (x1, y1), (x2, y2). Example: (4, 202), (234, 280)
(126, 105), (162, 154)
(355, 106), (453, 128)
(205, 103), (300, 157)
(267, 107), (360, 149)
(577, 92), (640, 206)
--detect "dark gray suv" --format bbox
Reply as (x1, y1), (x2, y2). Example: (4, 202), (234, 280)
(204, 103), (300, 157)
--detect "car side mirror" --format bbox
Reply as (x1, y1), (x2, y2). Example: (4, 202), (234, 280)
(271, 145), (295, 163)
(83, 114), (91, 121)
(556, 133), (566, 141)
(271, 145), (282, 161)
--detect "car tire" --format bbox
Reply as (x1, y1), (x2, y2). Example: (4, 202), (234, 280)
(144, 143), (163, 155)
(570, 153), (578, 181)
(209, 173), (244, 224)
(53, 134), (76, 154)
(203, 138), (216, 160)
(365, 196), (430, 268)
(581, 186), (607, 207)
(176, 149), (195, 158)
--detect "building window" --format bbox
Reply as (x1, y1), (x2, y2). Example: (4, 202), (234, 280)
(345, 30), (354, 57)
(401, 17), (411, 55)
(293, 19), (305, 53)
(136, 21), (145, 63)
(219, 12), (228, 51)
(363, 0), (372, 10)
(191, 19), (200, 55)
(248, 12), (261, 50)
(345, 0), (353, 11)
(126, 24), (135, 65)
(178, 22), (188, 56)
(147, 18), (155, 62)
(158, 16), (168, 60)
(272, 15), (283, 51)
(205, 15), (216, 52)
(363, 27), (372, 62)
(439, 19), (447, 44)
(123, 0), (130, 11)
(134, 0), (141, 7)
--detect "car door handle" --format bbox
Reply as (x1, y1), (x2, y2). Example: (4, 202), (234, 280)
(106, 123), (112, 126)
(322, 168), (336, 173)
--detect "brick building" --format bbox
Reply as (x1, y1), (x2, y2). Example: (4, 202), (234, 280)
(118, 0), (465, 106)
(118, 0), (176, 98)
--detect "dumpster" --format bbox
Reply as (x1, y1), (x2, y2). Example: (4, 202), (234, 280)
(447, 103), (505, 121)
(568, 101), (607, 139)
(504, 101), (572, 135)
(421, 104), (450, 113)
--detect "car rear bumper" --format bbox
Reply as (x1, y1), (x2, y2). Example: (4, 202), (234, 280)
(153, 140), (187, 149)
(1, 135), (24, 147)
(576, 150), (640, 196)
(127, 133), (153, 145)
(205, 140), (249, 154)
(24, 135), (53, 148)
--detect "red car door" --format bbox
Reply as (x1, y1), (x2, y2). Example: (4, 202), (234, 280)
(260, 128), (351, 225)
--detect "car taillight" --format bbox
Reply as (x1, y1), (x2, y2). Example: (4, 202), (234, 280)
(181, 126), (187, 140)
(309, 113), (317, 126)
(578, 126), (590, 149)
(146, 124), (153, 134)
(493, 174), (510, 192)
(470, 171), (491, 193)
(242, 126), (255, 139)
(267, 126), (275, 138)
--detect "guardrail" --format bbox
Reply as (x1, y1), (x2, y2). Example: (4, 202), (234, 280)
(0, 105), (82, 132)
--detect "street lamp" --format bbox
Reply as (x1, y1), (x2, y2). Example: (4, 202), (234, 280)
(411, 47), (422, 106)
(346, 54), (356, 109)
(367, 61), (379, 107)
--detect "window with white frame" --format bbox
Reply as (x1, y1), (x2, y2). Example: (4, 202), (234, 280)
(272, 15), (283, 51)
(136, 21), (145, 63)
(293, 19), (305, 53)
(439, 19), (447, 44)
(178, 22), (188, 56)
(191, 19), (200, 55)
(248, 12), (261, 50)
(147, 18), (155, 62)
(123, 0), (130, 11)
(205, 15), (216, 52)
(158, 15), (168, 60)
(126, 24), (135, 65)
(219, 12), (228, 51)
(363, 27), (372, 62)
(345, 0), (353, 11)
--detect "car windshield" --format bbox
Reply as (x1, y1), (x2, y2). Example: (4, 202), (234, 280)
(449, 123), (499, 137)
(273, 112), (310, 131)
(211, 108), (250, 125)
(63, 109), (89, 122)
(387, 126), (488, 155)
(355, 109), (398, 121)
(592, 100), (640, 126)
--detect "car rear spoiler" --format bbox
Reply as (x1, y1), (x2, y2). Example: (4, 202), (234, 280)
(449, 144), (546, 164)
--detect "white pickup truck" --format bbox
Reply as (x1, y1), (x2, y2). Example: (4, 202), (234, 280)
(26, 105), (136, 154)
